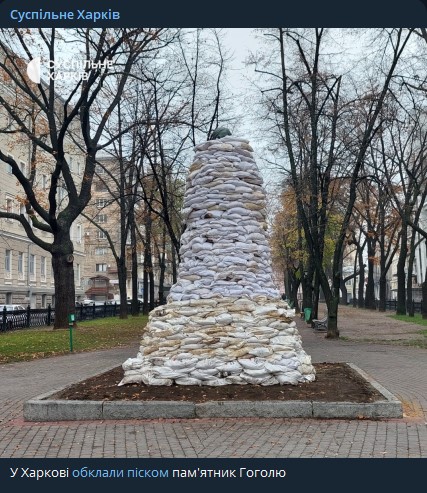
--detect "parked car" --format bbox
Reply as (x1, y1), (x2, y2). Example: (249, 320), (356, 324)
(0, 304), (25, 310)
(0, 304), (26, 330)
(0, 304), (55, 330)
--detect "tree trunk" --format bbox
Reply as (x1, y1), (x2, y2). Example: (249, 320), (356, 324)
(142, 206), (152, 314)
(171, 241), (178, 284)
(325, 292), (340, 339)
(406, 234), (416, 317)
(378, 274), (387, 312)
(149, 267), (155, 311)
(301, 265), (314, 323)
(338, 253), (347, 305)
(117, 257), (128, 319)
(422, 268), (427, 319)
(284, 269), (291, 302)
(357, 248), (365, 308)
(51, 249), (75, 329)
(130, 216), (139, 316)
(312, 272), (320, 320)
(340, 279), (348, 305)
(157, 225), (167, 305)
(158, 255), (166, 305)
(143, 251), (149, 315)
(364, 239), (376, 310)
(396, 227), (408, 315)
(290, 273), (300, 312)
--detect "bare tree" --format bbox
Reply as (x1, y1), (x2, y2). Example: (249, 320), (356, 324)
(251, 28), (413, 337)
(380, 93), (427, 315)
(0, 28), (165, 327)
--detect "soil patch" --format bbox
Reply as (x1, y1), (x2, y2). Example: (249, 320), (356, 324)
(52, 363), (385, 403)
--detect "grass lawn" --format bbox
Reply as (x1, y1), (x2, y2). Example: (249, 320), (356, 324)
(0, 315), (147, 364)
(390, 313), (427, 328)
(388, 313), (427, 347)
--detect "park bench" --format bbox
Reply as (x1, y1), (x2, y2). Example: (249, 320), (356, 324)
(312, 313), (328, 331)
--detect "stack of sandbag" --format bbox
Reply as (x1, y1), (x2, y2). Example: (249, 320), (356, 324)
(120, 136), (316, 386)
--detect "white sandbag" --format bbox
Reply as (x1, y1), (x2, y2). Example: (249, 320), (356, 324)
(175, 377), (202, 385)
(240, 375), (269, 384)
(190, 369), (219, 380)
(276, 373), (300, 385)
(271, 335), (299, 346)
(218, 361), (242, 373)
(120, 136), (316, 387)
(118, 375), (145, 386)
(215, 313), (233, 325)
(165, 358), (198, 369)
(203, 378), (229, 386)
(153, 368), (185, 379)
(238, 358), (265, 370)
(142, 375), (174, 386)
(260, 376), (279, 386)
(299, 363), (315, 374)
(150, 321), (173, 331)
(243, 368), (270, 377)
(197, 317), (217, 326)
(122, 358), (143, 371)
(224, 375), (246, 384)
(248, 347), (272, 357)
(195, 358), (220, 370)
(181, 337), (203, 345)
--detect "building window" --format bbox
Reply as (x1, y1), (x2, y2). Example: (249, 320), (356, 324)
(97, 214), (107, 223)
(69, 156), (73, 172)
(97, 230), (107, 240)
(74, 263), (81, 286)
(6, 292), (12, 304)
(6, 197), (13, 221)
(96, 198), (108, 208)
(97, 165), (105, 174)
(18, 252), (24, 280)
(95, 247), (108, 255)
(20, 161), (27, 176)
(41, 294), (47, 308)
(74, 223), (82, 243)
(42, 174), (48, 190)
(96, 263), (107, 272)
(41, 256), (46, 281)
(29, 254), (36, 281)
(5, 249), (11, 279)
(7, 153), (14, 174)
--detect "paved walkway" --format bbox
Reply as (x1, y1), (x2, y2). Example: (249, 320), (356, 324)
(0, 307), (426, 458)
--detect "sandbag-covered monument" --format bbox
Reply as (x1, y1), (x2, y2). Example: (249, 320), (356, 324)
(120, 132), (316, 386)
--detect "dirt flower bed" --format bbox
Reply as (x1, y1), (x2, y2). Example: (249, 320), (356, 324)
(53, 363), (384, 403)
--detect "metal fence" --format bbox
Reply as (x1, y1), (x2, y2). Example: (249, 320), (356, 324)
(380, 299), (423, 313)
(351, 299), (424, 313)
(0, 306), (53, 332)
(0, 302), (156, 332)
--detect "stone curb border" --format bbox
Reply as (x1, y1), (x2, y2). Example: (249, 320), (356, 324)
(23, 363), (402, 421)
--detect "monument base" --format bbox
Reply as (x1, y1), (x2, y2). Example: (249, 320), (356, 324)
(120, 297), (316, 386)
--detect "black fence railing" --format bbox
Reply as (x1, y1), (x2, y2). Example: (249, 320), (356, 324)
(0, 301), (160, 332)
(382, 299), (423, 313)
(0, 305), (53, 332)
(351, 299), (423, 314)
